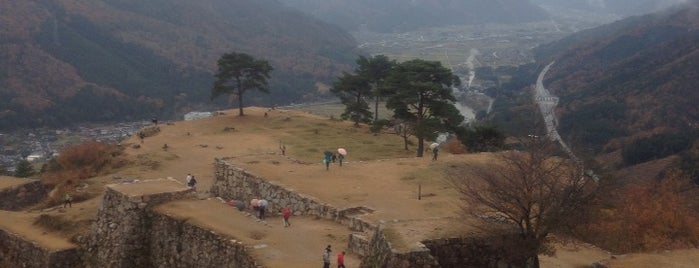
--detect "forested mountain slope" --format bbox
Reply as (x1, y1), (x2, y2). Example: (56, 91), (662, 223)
(532, 0), (688, 16)
(0, 0), (357, 129)
(533, 3), (699, 164)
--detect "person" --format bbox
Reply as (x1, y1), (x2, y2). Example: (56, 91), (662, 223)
(282, 207), (291, 227)
(322, 245), (332, 268)
(63, 193), (72, 208)
(324, 154), (332, 170)
(337, 251), (346, 268)
(331, 153), (337, 163)
(185, 173), (192, 185)
(432, 147), (439, 161)
(258, 202), (266, 220)
(152, 117), (158, 125)
(337, 154), (344, 167)
(187, 175), (197, 188)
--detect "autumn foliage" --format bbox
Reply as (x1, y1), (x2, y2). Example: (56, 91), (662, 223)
(36, 141), (127, 208)
(41, 141), (126, 185)
(444, 138), (467, 154)
(576, 171), (699, 253)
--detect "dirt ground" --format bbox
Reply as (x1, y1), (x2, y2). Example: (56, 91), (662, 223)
(2, 107), (699, 267)
(0, 176), (31, 188)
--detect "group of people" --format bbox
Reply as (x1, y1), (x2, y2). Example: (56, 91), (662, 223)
(323, 150), (346, 170)
(184, 173), (355, 267)
(323, 245), (346, 268)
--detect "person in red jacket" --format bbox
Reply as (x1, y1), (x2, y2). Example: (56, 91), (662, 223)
(337, 251), (346, 268)
(282, 207), (291, 227)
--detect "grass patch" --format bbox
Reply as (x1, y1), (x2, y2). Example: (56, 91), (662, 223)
(382, 226), (409, 252)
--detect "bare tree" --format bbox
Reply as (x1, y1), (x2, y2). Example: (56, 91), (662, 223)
(447, 138), (596, 268)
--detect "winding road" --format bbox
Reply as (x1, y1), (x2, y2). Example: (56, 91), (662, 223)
(534, 62), (577, 162)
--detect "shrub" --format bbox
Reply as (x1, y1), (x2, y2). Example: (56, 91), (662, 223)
(444, 138), (466, 154)
(51, 141), (122, 176)
(576, 170), (699, 253)
(39, 141), (126, 206)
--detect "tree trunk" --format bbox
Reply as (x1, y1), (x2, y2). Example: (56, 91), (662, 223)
(237, 92), (244, 116)
(417, 137), (424, 157)
(374, 96), (379, 122)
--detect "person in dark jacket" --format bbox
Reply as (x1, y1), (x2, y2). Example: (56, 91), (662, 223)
(322, 245), (332, 268)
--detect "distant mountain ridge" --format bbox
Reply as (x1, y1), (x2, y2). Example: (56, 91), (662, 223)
(532, 0), (689, 16)
(0, 0), (357, 130)
(278, 0), (549, 32)
(533, 2), (699, 154)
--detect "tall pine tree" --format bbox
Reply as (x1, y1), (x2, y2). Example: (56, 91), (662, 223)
(383, 59), (464, 157)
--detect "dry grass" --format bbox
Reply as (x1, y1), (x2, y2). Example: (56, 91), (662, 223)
(267, 113), (416, 163)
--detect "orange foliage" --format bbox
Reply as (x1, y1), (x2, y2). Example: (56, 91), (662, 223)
(41, 141), (124, 185)
(578, 171), (699, 253)
(444, 138), (467, 155)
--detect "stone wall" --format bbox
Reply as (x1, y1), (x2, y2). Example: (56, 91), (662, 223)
(0, 160), (521, 268)
(359, 223), (440, 268)
(211, 158), (376, 233)
(0, 229), (81, 268)
(82, 182), (195, 267)
(423, 236), (519, 268)
(212, 158), (515, 267)
(148, 213), (260, 268)
(82, 180), (262, 268)
(0, 179), (48, 210)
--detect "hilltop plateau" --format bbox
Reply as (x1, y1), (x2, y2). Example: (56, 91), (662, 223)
(3, 107), (699, 267)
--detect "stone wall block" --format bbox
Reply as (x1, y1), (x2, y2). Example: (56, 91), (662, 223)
(0, 179), (49, 210)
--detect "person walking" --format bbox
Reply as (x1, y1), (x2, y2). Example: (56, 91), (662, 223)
(258, 202), (266, 220)
(432, 147), (439, 161)
(63, 193), (72, 208)
(324, 153), (332, 170)
(282, 207), (292, 227)
(322, 245), (332, 268)
(337, 251), (346, 268)
(337, 154), (344, 166)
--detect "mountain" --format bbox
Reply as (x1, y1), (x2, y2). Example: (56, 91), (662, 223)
(532, 3), (699, 164)
(278, 0), (549, 32)
(532, 0), (689, 16)
(0, 0), (357, 130)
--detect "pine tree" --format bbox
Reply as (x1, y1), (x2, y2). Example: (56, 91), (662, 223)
(14, 159), (35, 178)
